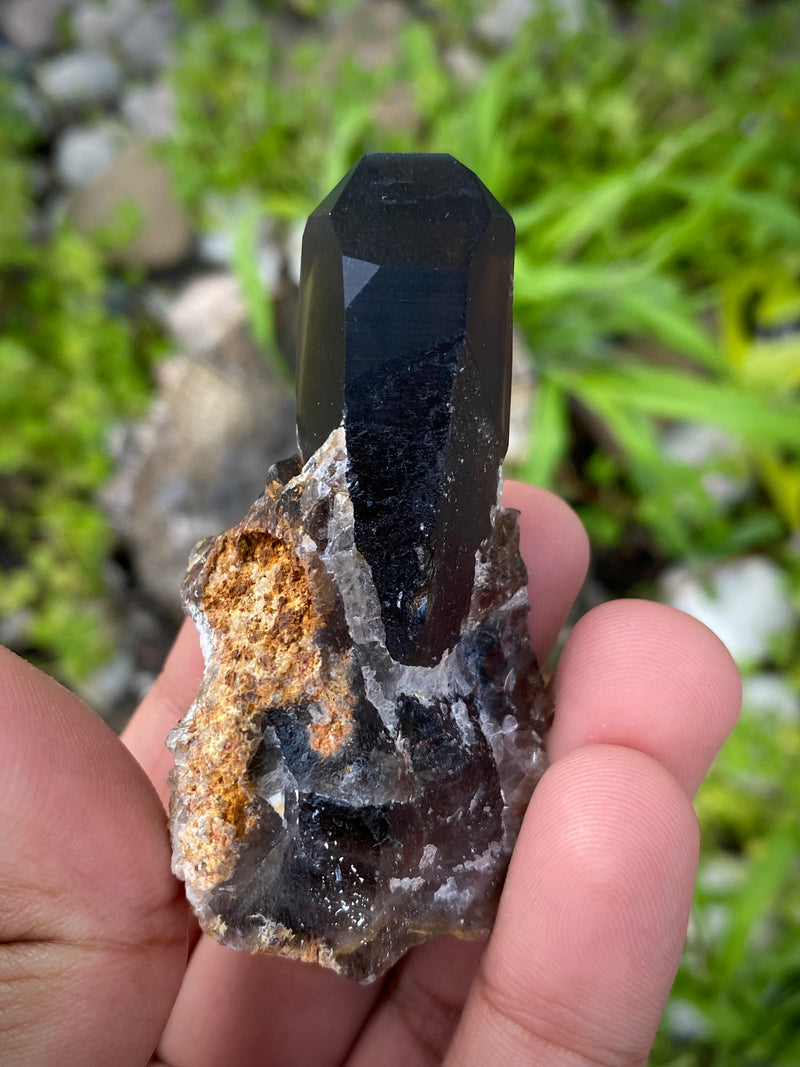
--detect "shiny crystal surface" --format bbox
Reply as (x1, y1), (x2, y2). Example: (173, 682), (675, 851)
(168, 154), (550, 982)
(298, 153), (514, 666)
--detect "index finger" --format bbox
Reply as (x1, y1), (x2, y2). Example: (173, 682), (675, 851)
(549, 599), (742, 797)
(444, 603), (741, 1067)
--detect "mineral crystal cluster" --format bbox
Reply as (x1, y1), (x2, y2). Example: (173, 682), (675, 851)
(167, 154), (553, 982)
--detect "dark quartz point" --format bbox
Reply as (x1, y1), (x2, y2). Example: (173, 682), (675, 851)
(298, 153), (514, 667)
(168, 154), (552, 983)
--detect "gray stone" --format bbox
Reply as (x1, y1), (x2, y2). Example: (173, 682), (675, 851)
(163, 273), (250, 356)
(476, 0), (584, 44)
(324, 0), (408, 73)
(444, 45), (485, 86)
(198, 230), (282, 291)
(0, 609), (33, 649)
(73, 0), (175, 72)
(661, 423), (748, 507)
(285, 218), (305, 286)
(742, 673), (799, 722)
(196, 229), (236, 270)
(475, 0), (535, 44)
(118, 1), (175, 72)
(197, 197), (282, 289)
(660, 557), (795, 666)
(71, 0), (125, 49)
(121, 82), (174, 140)
(0, 0), (74, 54)
(698, 854), (745, 894)
(102, 278), (296, 618)
(77, 650), (137, 723)
(54, 123), (123, 187)
(663, 999), (712, 1045)
(507, 329), (535, 468)
(36, 49), (121, 106)
(68, 141), (192, 269)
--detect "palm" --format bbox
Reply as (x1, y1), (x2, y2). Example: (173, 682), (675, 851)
(0, 484), (740, 1067)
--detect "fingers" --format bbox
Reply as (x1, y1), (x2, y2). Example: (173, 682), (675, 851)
(549, 599), (742, 796)
(503, 479), (590, 664)
(157, 938), (381, 1067)
(0, 647), (189, 1067)
(446, 747), (699, 1067)
(344, 936), (485, 1066)
(446, 602), (741, 1066)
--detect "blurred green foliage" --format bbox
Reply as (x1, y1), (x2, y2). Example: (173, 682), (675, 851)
(655, 698), (800, 1065)
(0, 80), (163, 679)
(162, 2), (800, 1061)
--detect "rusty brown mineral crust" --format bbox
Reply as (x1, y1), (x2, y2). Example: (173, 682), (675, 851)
(167, 428), (552, 982)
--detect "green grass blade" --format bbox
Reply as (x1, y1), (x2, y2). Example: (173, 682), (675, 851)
(716, 821), (797, 979)
(554, 364), (800, 451)
(232, 204), (292, 388)
(521, 375), (568, 488)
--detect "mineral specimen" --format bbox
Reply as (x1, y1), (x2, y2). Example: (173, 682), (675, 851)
(167, 154), (553, 982)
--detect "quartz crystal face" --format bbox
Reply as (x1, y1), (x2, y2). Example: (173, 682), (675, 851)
(167, 154), (552, 982)
(298, 153), (514, 666)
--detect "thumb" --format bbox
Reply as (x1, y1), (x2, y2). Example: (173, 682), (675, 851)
(0, 647), (189, 1067)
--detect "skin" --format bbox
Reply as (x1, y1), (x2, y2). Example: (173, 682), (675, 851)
(0, 482), (741, 1066)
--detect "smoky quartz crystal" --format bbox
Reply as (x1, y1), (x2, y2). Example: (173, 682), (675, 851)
(298, 153), (514, 666)
(167, 154), (552, 982)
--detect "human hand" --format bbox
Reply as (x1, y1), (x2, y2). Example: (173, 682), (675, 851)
(0, 483), (740, 1066)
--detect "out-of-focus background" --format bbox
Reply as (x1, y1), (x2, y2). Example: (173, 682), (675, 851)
(1, 0), (799, 1058)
